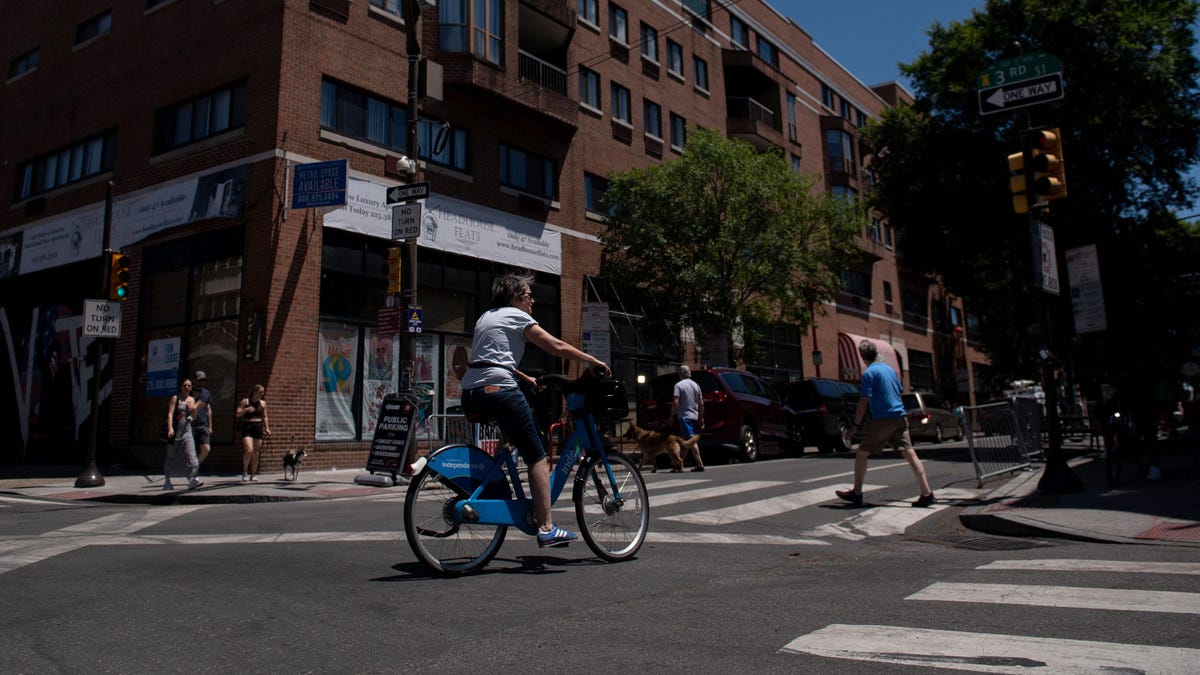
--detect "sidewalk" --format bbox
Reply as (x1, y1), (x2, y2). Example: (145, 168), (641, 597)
(960, 429), (1200, 547)
(0, 467), (404, 504)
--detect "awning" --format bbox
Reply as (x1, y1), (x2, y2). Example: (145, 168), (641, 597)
(837, 333), (902, 383)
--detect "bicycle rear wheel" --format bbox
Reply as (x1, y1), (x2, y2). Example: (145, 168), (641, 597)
(404, 461), (507, 577)
(573, 452), (649, 562)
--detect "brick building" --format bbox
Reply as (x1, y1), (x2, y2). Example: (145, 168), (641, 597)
(0, 0), (986, 470)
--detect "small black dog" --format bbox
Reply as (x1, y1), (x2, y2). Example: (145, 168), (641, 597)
(282, 449), (307, 481)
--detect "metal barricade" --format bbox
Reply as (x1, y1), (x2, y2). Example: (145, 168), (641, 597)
(963, 401), (1036, 487)
(423, 413), (503, 457)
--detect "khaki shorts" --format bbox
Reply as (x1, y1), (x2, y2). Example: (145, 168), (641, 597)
(858, 416), (913, 456)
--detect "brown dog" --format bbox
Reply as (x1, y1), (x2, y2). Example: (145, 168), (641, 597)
(623, 423), (700, 473)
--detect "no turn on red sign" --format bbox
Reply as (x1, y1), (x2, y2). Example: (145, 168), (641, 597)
(84, 299), (123, 338)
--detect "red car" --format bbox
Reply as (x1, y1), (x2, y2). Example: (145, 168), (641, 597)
(637, 368), (792, 462)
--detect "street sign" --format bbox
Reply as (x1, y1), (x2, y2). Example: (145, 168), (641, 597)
(1032, 221), (1060, 296)
(84, 299), (122, 338)
(291, 159), (348, 209)
(377, 306), (400, 338)
(392, 202), (422, 240)
(977, 52), (1062, 89)
(978, 73), (1064, 115)
(407, 307), (423, 333)
(386, 181), (430, 204)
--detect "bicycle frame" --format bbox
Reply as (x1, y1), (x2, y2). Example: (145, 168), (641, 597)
(422, 391), (615, 536)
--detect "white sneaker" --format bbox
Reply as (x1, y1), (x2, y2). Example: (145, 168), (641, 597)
(241, 474), (248, 482)
(1147, 465), (1162, 480)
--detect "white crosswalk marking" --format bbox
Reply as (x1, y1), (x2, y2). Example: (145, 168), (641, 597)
(781, 624), (1200, 673)
(908, 582), (1200, 614)
(980, 559), (1200, 575)
(661, 484), (885, 525)
(650, 480), (789, 508)
(802, 502), (948, 540)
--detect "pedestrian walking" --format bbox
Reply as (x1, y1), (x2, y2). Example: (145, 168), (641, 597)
(237, 384), (271, 481)
(164, 379), (204, 490)
(191, 370), (214, 466)
(836, 340), (934, 507)
(670, 365), (706, 472)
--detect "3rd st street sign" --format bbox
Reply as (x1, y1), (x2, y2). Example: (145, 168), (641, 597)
(978, 73), (1064, 115)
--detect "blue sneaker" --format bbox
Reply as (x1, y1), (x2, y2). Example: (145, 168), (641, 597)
(536, 525), (577, 548)
(162, 480), (174, 491)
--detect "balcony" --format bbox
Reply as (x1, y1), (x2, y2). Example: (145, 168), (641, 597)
(726, 97), (782, 150)
(519, 50), (566, 95)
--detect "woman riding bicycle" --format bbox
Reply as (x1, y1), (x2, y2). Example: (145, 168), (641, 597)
(460, 272), (610, 549)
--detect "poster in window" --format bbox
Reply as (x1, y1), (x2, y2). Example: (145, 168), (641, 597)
(414, 333), (439, 438)
(316, 321), (359, 441)
(361, 328), (398, 437)
(444, 335), (472, 409)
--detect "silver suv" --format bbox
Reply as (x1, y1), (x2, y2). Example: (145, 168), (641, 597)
(901, 391), (965, 443)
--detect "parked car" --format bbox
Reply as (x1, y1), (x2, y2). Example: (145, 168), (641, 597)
(637, 368), (792, 462)
(902, 391), (965, 443)
(781, 378), (861, 452)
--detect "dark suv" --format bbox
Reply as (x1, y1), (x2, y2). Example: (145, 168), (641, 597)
(902, 391), (965, 443)
(637, 368), (791, 462)
(782, 378), (861, 452)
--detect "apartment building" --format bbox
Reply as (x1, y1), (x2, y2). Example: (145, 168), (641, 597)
(0, 0), (986, 469)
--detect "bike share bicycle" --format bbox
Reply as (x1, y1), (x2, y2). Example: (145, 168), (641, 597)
(403, 368), (649, 576)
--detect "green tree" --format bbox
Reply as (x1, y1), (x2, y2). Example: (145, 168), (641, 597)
(862, 0), (1200, 391)
(598, 128), (865, 366)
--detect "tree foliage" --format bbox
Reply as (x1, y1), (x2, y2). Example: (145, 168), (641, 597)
(598, 128), (865, 365)
(862, 0), (1200, 391)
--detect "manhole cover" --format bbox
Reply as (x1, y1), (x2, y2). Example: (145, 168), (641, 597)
(908, 533), (1053, 551)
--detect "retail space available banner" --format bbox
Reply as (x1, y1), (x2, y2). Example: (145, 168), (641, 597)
(11, 165), (248, 276)
(145, 337), (181, 398)
(323, 176), (563, 275)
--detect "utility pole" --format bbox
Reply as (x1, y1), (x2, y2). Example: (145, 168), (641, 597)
(399, 0), (422, 395)
(76, 182), (114, 488)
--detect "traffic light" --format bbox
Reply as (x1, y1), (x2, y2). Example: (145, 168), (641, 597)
(1007, 148), (1030, 214)
(1027, 127), (1067, 202)
(385, 247), (402, 294)
(108, 252), (131, 301)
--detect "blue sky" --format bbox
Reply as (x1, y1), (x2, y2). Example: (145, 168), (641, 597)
(769, 0), (1200, 217)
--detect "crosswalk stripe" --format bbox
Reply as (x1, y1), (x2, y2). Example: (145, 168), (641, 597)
(979, 559), (1200, 575)
(650, 480), (789, 508)
(780, 623), (1200, 673)
(50, 505), (207, 536)
(802, 502), (948, 540)
(661, 484), (886, 525)
(908, 582), (1200, 614)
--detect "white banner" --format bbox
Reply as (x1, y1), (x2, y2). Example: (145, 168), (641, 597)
(323, 176), (562, 274)
(1066, 245), (1107, 334)
(581, 302), (611, 365)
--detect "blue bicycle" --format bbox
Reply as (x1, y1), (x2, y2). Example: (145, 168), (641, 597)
(403, 371), (649, 576)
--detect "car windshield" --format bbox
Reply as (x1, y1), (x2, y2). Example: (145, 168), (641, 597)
(901, 393), (919, 410)
(693, 371), (721, 394)
(813, 380), (846, 397)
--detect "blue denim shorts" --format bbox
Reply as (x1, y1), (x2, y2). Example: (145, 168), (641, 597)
(461, 386), (548, 465)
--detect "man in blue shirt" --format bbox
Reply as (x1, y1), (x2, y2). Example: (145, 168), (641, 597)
(836, 340), (935, 507)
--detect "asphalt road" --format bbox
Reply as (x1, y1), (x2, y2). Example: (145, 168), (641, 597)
(3, 442), (1198, 673)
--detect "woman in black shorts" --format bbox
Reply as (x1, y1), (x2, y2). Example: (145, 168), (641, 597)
(236, 384), (271, 481)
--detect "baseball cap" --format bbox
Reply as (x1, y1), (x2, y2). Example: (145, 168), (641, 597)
(194, 370), (207, 380)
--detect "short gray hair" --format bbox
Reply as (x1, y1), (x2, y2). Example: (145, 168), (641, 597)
(858, 339), (878, 363)
(678, 365), (691, 378)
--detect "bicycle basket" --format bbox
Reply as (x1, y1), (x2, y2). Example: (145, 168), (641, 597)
(589, 377), (629, 422)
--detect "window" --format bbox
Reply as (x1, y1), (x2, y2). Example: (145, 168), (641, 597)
(867, 217), (882, 242)
(584, 172), (610, 214)
(369, 0), (402, 15)
(839, 269), (871, 300)
(320, 79), (468, 172)
(730, 16), (749, 48)
(609, 4), (627, 44)
(841, 99), (853, 121)
(76, 10), (112, 44)
(666, 40), (683, 77)
(154, 81), (248, 154)
(902, 288), (928, 319)
(756, 37), (779, 67)
(883, 281), (894, 305)
(790, 154), (801, 172)
(821, 84), (835, 110)
(611, 82), (631, 125)
(16, 130), (117, 200)
(499, 144), (556, 199)
(643, 99), (661, 138)
(640, 23), (658, 62)
(693, 56), (709, 91)
(884, 224), (894, 248)
(579, 67), (600, 110)
(826, 129), (855, 176)
(949, 306), (962, 328)
(856, 110), (868, 129)
(8, 48), (38, 79)
(831, 186), (858, 201)
(577, 0), (598, 26)
(682, 0), (710, 19)
(786, 92), (797, 142)
(670, 113), (686, 150)
(439, 0), (501, 64)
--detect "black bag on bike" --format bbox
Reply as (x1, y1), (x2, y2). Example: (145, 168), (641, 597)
(588, 377), (629, 423)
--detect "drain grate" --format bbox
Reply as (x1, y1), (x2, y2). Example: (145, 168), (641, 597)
(908, 533), (1054, 551)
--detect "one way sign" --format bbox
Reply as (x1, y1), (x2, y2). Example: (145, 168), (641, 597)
(386, 181), (430, 204)
(978, 73), (1064, 115)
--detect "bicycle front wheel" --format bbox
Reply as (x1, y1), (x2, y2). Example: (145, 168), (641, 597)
(403, 464), (507, 577)
(573, 452), (649, 562)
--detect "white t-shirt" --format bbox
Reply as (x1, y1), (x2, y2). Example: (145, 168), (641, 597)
(459, 306), (537, 390)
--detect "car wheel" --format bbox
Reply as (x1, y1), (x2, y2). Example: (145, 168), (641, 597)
(832, 419), (852, 452)
(957, 422), (966, 441)
(739, 424), (759, 462)
(933, 423), (944, 444)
